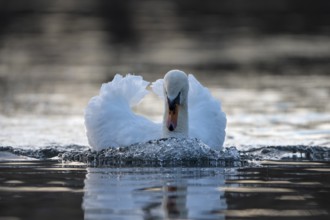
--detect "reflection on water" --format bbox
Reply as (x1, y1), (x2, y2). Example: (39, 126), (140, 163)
(81, 161), (330, 220)
(83, 167), (226, 219)
(0, 161), (86, 219)
(222, 161), (330, 220)
(0, 160), (330, 220)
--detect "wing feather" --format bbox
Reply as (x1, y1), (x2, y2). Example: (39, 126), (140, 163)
(84, 74), (161, 150)
(188, 75), (226, 149)
(150, 78), (165, 99)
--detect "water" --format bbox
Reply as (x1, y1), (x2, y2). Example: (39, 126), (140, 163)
(1, 160), (330, 220)
(1, 1), (330, 219)
(83, 166), (227, 220)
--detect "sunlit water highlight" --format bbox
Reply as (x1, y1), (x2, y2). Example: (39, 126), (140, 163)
(1, 74), (329, 164)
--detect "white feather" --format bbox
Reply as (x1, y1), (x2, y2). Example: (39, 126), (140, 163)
(150, 78), (165, 99)
(85, 72), (226, 150)
(84, 74), (161, 150)
(187, 74), (226, 148)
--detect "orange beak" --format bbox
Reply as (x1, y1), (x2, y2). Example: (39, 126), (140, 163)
(167, 105), (179, 131)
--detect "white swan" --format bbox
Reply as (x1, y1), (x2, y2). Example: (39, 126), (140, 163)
(84, 70), (226, 151)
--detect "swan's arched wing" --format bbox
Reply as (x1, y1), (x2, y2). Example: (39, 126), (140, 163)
(188, 75), (226, 149)
(151, 78), (165, 99)
(85, 74), (161, 150)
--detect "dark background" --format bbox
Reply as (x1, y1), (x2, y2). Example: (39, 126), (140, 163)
(0, 0), (330, 115)
(1, 0), (329, 77)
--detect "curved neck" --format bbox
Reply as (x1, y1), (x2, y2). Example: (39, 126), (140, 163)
(162, 101), (189, 138)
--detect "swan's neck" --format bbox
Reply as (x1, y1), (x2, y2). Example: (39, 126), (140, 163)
(162, 101), (188, 138)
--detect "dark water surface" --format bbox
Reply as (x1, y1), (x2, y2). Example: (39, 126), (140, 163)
(0, 160), (329, 220)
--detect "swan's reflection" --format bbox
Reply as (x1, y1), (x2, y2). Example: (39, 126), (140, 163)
(163, 185), (188, 218)
(83, 167), (226, 219)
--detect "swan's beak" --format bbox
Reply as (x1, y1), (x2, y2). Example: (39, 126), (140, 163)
(166, 93), (180, 131)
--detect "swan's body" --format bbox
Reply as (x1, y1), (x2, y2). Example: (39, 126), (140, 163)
(84, 70), (226, 150)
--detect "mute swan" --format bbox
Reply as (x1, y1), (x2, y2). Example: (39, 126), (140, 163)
(84, 70), (226, 151)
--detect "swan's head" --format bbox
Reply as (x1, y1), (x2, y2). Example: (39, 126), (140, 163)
(163, 70), (189, 132)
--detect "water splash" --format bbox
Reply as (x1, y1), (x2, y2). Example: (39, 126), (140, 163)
(0, 145), (85, 160)
(61, 138), (242, 167)
(1, 138), (329, 167)
(241, 145), (330, 161)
